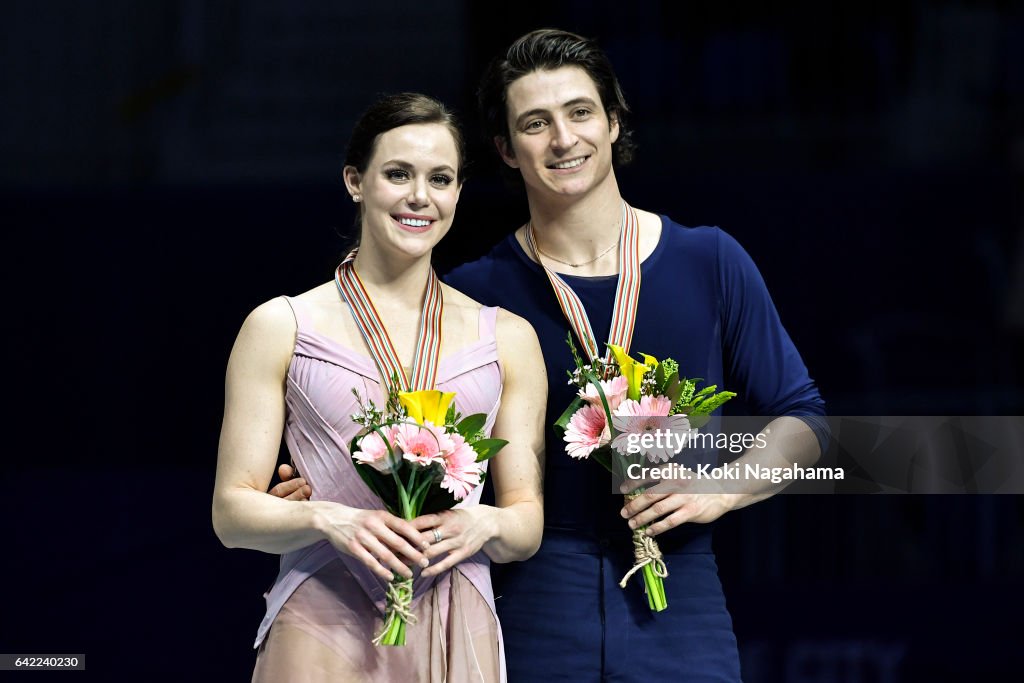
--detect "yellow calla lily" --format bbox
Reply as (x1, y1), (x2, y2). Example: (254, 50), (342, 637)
(399, 390), (456, 426)
(607, 344), (659, 400)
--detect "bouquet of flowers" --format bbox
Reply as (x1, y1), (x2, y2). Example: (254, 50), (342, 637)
(349, 386), (507, 645)
(554, 334), (735, 612)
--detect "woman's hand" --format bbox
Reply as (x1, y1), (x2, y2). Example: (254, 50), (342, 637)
(413, 507), (501, 578)
(314, 503), (432, 581)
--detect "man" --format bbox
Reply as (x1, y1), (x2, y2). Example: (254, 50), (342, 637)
(275, 29), (826, 681)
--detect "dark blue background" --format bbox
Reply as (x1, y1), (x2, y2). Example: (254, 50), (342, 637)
(2, 1), (1022, 681)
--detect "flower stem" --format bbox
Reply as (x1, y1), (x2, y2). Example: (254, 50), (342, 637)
(373, 576), (415, 646)
(642, 559), (667, 612)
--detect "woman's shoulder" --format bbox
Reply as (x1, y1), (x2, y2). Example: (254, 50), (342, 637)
(241, 296), (296, 336)
(493, 308), (541, 356)
(440, 284), (535, 336)
(229, 296), (299, 375)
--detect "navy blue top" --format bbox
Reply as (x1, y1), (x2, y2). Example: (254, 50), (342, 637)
(444, 216), (826, 539)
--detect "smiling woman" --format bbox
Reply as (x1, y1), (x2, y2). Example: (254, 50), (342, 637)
(344, 122), (462, 260)
(212, 93), (547, 682)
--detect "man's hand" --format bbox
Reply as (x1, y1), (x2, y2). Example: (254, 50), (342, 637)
(620, 488), (739, 536)
(268, 463), (312, 501)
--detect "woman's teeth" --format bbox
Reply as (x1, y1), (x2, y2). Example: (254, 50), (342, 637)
(398, 218), (431, 227)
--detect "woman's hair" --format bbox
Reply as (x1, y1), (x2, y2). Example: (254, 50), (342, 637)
(342, 93), (467, 249)
(477, 28), (635, 167)
(345, 92), (467, 183)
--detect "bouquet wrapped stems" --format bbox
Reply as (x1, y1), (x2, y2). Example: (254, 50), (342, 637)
(373, 577), (414, 646)
(557, 335), (735, 614)
(373, 461), (431, 646)
(350, 389), (509, 646)
(618, 491), (668, 612)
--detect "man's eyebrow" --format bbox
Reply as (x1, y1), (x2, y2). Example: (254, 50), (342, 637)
(562, 97), (599, 110)
(514, 108), (550, 128)
(513, 97), (601, 128)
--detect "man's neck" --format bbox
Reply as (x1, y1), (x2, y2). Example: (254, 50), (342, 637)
(523, 173), (624, 273)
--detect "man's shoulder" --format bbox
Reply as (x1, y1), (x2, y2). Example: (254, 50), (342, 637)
(443, 234), (521, 286)
(651, 213), (730, 258)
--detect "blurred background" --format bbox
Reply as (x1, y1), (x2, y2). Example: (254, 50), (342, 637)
(2, 1), (1022, 680)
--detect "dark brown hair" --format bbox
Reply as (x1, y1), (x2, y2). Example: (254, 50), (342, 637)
(477, 28), (635, 166)
(345, 92), (467, 183)
(342, 93), (466, 247)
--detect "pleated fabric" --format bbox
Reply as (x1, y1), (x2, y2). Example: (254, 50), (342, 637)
(252, 296), (505, 682)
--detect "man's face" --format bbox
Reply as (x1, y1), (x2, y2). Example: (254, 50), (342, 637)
(498, 66), (620, 202)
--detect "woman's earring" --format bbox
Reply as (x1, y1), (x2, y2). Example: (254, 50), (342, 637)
(352, 194), (361, 203)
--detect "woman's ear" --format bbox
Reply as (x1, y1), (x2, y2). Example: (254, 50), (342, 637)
(342, 165), (363, 201)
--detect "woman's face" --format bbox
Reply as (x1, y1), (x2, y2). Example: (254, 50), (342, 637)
(344, 122), (462, 262)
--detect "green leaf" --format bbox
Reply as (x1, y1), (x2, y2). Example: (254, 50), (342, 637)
(692, 385), (717, 400)
(554, 395), (588, 437)
(351, 459), (403, 514)
(456, 413), (487, 439)
(688, 413), (711, 430)
(654, 362), (666, 390)
(690, 391), (737, 416)
(419, 481), (459, 515)
(590, 444), (614, 473)
(662, 371), (682, 404)
(471, 438), (509, 462)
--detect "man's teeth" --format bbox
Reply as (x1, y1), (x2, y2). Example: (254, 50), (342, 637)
(552, 157), (586, 169)
(398, 218), (431, 227)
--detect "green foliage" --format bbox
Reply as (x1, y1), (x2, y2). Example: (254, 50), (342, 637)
(471, 438), (509, 462)
(658, 358), (679, 391)
(456, 413), (487, 440)
(689, 391), (737, 416)
(554, 395), (588, 438)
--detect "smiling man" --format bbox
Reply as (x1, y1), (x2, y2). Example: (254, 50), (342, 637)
(442, 29), (828, 682)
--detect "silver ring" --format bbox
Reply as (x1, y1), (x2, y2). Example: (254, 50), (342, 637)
(432, 529), (443, 544)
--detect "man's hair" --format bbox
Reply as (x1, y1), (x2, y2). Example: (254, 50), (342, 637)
(477, 28), (635, 166)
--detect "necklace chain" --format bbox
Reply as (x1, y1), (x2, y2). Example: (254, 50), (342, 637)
(534, 233), (619, 268)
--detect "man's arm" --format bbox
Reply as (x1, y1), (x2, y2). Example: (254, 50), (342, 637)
(621, 228), (826, 533)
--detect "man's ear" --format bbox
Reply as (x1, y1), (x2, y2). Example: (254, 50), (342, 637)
(342, 165), (362, 198)
(495, 136), (519, 169)
(609, 111), (621, 144)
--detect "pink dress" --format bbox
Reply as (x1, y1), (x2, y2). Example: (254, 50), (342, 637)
(252, 296), (505, 682)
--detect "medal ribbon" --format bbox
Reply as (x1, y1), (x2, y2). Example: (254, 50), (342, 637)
(334, 249), (443, 392)
(525, 201), (642, 366)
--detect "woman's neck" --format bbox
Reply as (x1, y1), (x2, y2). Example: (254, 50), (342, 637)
(351, 246), (433, 307)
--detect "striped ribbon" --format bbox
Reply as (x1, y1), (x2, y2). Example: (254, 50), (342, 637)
(334, 249), (443, 392)
(525, 201), (642, 367)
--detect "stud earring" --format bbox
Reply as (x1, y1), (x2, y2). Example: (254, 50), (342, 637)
(352, 194), (361, 203)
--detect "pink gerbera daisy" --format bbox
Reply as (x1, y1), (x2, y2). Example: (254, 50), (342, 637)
(564, 403), (611, 459)
(612, 396), (691, 462)
(394, 421), (451, 467)
(352, 426), (399, 473)
(578, 375), (629, 412)
(440, 432), (483, 500)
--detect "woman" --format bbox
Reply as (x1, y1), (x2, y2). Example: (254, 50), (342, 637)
(212, 93), (546, 682)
